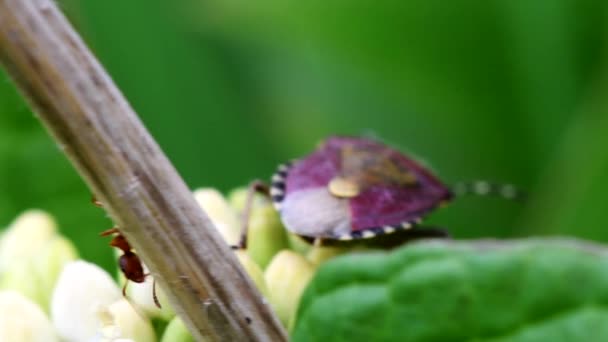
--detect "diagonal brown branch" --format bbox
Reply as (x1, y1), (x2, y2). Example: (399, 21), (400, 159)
(0, 0), (287, 341)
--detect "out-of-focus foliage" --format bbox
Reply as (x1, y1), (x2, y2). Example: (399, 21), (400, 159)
(1, 0), (608, 271)
(0, 79), (109, 267)
(295, 240), (608, 342)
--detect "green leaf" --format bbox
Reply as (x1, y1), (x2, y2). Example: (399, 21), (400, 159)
(293, 239), (608, 342)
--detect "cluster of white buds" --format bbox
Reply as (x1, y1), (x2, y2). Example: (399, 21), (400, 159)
(51, 261), (156, 341)
(0, 187), (351, 340)
(0, 291), (57, 341)
(0, 211), (163, 341)
(0, 210), (77, 312)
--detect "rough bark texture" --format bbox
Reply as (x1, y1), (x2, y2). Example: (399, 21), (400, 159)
(0, 0), (287, 341)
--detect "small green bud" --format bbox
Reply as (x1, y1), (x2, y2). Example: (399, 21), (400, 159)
(287, 233), (313, 255)
(161, 317), (195, 342)
(306, 245), (348, 265)
(235, 250), (268, 297)
(227, 187), (258, 212)
(229, 187), (288, 268)
(193, 188), (241, 246)
(246, 204), (288, 269)
(0, 291), (58, 342)
(0, 261), (42, 310)
(264, 250), (316, 327)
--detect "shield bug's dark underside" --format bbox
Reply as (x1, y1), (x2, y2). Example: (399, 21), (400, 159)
(269, 136), (454, 241)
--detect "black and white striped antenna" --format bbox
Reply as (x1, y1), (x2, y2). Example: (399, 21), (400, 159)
(452, 181), (525, 201)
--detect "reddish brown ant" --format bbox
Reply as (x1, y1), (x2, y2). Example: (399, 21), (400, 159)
(93, 197), (161, 308)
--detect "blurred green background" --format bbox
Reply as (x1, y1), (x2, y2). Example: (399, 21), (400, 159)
(1, 0), (607, 271)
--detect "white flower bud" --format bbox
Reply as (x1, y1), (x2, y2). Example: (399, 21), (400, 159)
(193, 188), (241, 245)
(36, 236), (78, 310)
(0, 290), (58, 341)
(264, 250), (316, 326)
(51, 261), (122, 341)
(0, 210), (57, 273)
(0, 212), (77, 311)
(0, 260), (42, 310)
(98, 298), (156, 342)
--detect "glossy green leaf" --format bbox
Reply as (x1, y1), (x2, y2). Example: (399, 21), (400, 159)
(293, 239), (608, 341)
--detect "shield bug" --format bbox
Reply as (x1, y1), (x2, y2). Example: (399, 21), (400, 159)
(236, 135), (521, 247)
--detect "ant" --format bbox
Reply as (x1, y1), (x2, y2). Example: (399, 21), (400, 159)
(93, 197), (161, 308)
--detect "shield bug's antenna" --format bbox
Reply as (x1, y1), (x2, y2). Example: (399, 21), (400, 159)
(451, 181), (525, 201)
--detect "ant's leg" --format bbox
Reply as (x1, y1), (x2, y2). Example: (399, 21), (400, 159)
(233, 180), (270, 250)
(122, 280), (129, 297)
(152, 279), (161, 308)
(100, 227), (120, 236)
(142, 274), (162, 309)
(91, 195), (103, 207)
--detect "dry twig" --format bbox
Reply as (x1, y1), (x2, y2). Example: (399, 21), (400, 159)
(0, 0), (287, 340)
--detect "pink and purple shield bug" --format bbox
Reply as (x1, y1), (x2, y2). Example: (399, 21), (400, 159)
(268, 136), (455, 241)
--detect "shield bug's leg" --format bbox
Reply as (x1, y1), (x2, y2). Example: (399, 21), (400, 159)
(402, 227), (451, 239)
(233, 180), (271, 250)
(365, 226), (451, 249)
(313, 238), (324, 247)
(390, 226), (451, 247)
(452, 181), (525, 201)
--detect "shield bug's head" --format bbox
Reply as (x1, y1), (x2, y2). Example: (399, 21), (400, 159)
(270, 136), (453, 241)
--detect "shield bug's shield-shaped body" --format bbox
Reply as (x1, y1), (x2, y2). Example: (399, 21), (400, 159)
(269, 136), (453, 241)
